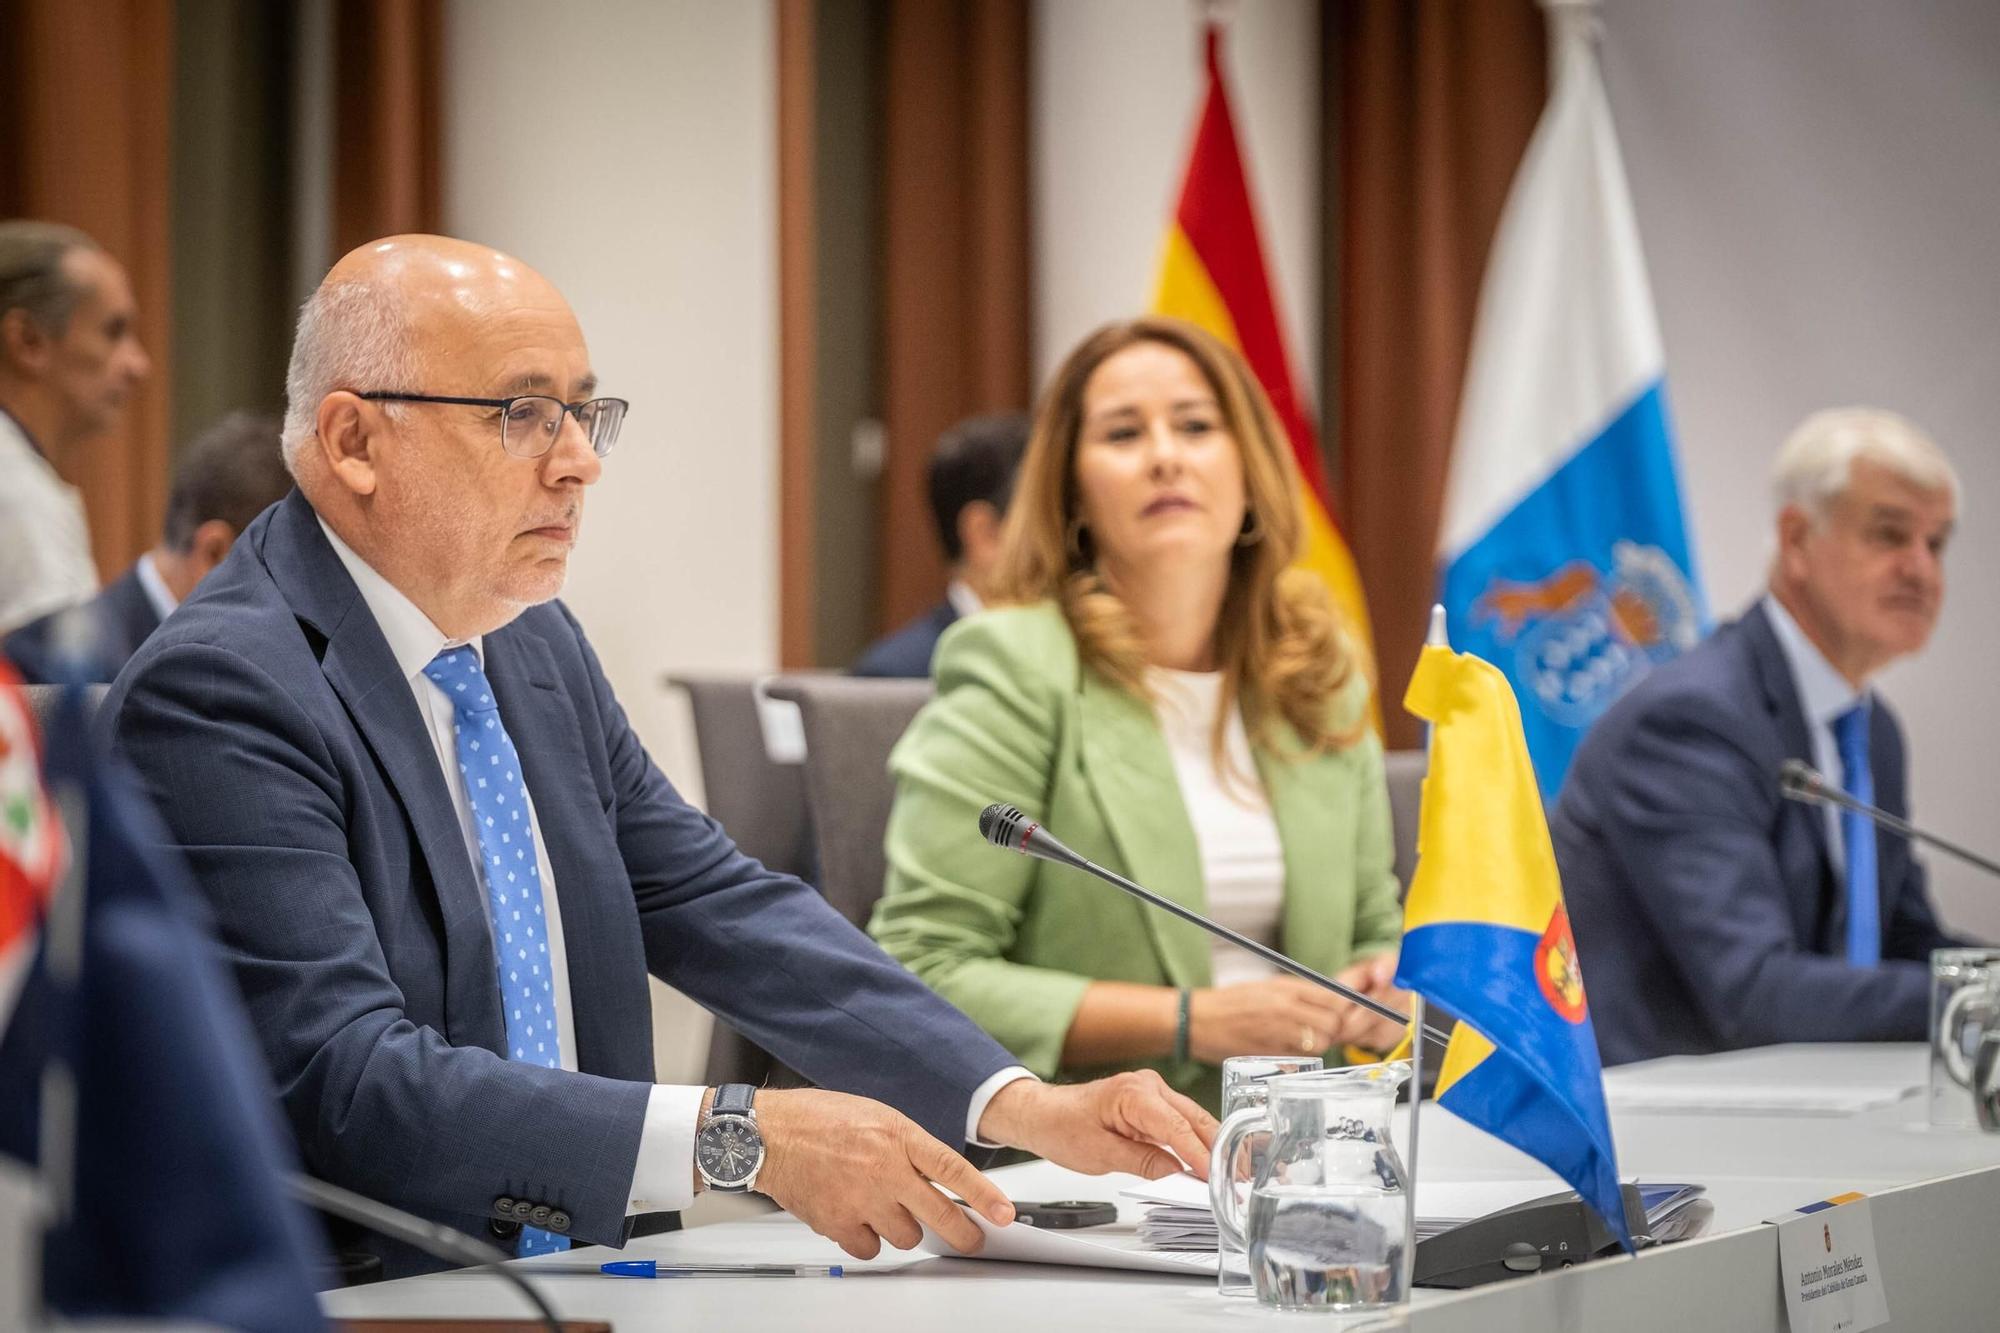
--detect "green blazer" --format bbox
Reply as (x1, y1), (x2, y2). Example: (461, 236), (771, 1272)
(869, 601), (1404, 1110)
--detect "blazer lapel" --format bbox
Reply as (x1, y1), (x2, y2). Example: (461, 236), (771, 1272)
(1257, 732), (1347, 976)
(1743, 604), (1837, 941)
(1076, 671), (1211, 988)
(482, 625), (637, 1076)
(263, 494), (501, 1049)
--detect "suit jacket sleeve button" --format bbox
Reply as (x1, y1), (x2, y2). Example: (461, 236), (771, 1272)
(493, 1195), (516, 1218)
(512, 1200), (535, 1220)
(529, 1205), (552, 1226)
(549, 1210), (572, 1232)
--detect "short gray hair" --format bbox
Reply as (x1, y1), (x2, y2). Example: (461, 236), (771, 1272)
(1772, 407), (1959, 521)
(280, 280), (422, 475)
(0, 219), (100, 336)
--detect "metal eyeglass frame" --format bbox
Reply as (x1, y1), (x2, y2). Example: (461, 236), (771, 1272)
(356, 391), (630, 458)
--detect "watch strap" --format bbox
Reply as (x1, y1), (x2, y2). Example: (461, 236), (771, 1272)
(711, 1083), (756, 1119)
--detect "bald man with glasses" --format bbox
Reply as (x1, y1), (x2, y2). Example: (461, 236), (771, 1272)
(106, 235), (1214, 1280)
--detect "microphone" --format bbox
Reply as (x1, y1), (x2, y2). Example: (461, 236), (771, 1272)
(1777, 760), (2000, 880)
(978, 803), (1454, 1046)
(292, 1173), (561, 1333)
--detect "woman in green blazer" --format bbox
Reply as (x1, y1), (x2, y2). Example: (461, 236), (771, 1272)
(870, 317), (1407, 1111)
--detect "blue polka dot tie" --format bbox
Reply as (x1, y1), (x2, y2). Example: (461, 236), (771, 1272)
(424, 647), (570, 1256)
(1833, 701), (1881, 968)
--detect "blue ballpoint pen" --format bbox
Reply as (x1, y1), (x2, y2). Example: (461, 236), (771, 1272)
(535, 1260), (843, 1278)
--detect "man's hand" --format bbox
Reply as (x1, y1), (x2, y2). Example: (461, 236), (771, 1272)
(975, 1071), (1219, 1181)
(751, 1088), (1015, 1260)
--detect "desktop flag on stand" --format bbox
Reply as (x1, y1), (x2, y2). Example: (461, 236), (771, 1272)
(1436, 3), (1705, 794)
(0, 683), (328, 1332)
(0, 660), (63, 1032)
(1153, 23), (1379, 721)
(1394, 641), (1631, 1250)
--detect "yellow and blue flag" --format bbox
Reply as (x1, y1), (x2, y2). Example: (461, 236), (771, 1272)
(1394, 643), (1630, 1249)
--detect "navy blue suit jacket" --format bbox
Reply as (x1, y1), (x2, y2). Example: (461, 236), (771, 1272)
(1552, 602), (1961, 1065)
(106, 492), (1016, 1275)
(4, 564), (161, 684)
(853, 601), (958, 678)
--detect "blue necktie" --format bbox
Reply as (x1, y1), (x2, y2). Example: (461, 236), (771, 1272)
(424, 647), (570, 1256)
(1832, 702), (1880, 968)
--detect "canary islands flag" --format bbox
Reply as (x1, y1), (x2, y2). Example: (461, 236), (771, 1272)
(1153, 23), (1378, 711)
(1438, 5), (1704, 794)
(1394, 642), (1630, 1249)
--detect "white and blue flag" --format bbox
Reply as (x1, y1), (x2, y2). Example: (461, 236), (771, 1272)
(1438, 2), (1705, 795)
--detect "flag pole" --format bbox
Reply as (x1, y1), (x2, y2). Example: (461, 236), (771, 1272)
(1399, 604), (1449, 1303)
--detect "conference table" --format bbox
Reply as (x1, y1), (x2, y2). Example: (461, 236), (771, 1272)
(322, 1044), (2000, 1330)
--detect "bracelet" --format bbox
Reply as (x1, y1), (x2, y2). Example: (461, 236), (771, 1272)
(1173, 987), (1192, 1065)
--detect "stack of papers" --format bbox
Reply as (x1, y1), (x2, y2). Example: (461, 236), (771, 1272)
(1118, 1174), (1712, 1252)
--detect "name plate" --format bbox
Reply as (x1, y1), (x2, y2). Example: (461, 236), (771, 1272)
(1765, 1193), (1889, 1333)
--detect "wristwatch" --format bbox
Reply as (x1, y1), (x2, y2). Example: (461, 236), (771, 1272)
(695, 1083), (765, 1193)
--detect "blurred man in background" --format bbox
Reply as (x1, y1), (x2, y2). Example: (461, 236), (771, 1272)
(0, 221), (152, 634)
(853, 413), (1028, 677)
(4, 412), (290, 683)
(1555, 408), (1969, 1064)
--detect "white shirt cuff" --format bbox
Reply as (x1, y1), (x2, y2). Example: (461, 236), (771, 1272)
(627, 1083), (708, 1215)
(965, 1066), (1038, 1149)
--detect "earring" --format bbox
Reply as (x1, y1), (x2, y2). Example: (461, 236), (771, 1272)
(1236, 510), (1264, 547)
(1065, 517), (1093, 564)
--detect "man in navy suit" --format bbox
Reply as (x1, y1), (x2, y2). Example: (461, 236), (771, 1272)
(4, 412), (288, 683)
(1554, 408), (1970, 1065)
(853, 413), (1026, 677)
(107, 236), (1212, 1277)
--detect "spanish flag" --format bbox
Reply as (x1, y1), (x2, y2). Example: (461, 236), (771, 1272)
(1152, 24), (1378, 708)
(1395, 643), (1631, 1249)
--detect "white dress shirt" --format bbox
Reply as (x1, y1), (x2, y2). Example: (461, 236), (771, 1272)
(133, 553), (178, 622)
(1147, 667), (1285, 987)
(319, 519), (1029, 1208)
(1762, 595), (1867, 872)
(0, 408), (98, 635)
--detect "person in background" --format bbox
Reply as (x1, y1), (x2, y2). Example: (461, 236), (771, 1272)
(870, 316), (1408, 1112)
(853, 413), (1029, 678)
(1555, 408), (1972, 1065)
(0, 220), (152, 634)
(108, 236), (1214, 1278)
(5, 412), (290, 683)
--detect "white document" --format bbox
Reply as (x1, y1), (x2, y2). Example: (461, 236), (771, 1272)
(1767, 1195), (1890, 1333)
(918, 1198), (1220, 1276)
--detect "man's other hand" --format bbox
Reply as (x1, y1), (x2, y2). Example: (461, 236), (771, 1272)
(975, 1071), (1219, 1181)
(751, 1088), (1014, 1260)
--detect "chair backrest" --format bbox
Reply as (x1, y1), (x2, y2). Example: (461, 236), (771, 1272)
(666, 673), (820, 1089)
(766, 676), (935, 931)
(1383, 748), (1427, 897)
(664, 673), (816, 883)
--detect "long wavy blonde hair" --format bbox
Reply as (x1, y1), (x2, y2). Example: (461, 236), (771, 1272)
(991, 316), (1362, 760)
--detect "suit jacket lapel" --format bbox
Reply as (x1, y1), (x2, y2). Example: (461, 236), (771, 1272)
(262, 494), (501, 1048)
(1076, 671), (1211, 988)
(481, 625), (630, 1074)
(1743, 603), (1837, 941)
(1257, 731), (1345, 976)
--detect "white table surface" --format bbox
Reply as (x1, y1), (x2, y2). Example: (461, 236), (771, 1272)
(322, 1044), (2000, 1330)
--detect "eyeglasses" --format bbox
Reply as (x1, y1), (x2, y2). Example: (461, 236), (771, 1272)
(357, 391), (630, 458)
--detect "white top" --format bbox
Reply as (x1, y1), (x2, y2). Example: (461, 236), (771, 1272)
(1762, 595), (1867, 872)
(0, 409), (98, 635)
(1146, 667), (1284, 987)
(318, 518), (1026, 1210)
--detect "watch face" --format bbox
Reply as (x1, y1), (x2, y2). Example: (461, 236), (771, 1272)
(698, 1115), (763, 1185)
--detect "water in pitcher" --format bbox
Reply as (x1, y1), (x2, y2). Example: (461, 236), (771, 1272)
(1246, 1181), (1407, 1310)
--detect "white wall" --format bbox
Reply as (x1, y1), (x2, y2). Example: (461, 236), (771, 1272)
(444, 0), (779, 1082)
(1034, 0), (1320, 393)
(1601, 0), (2000, 939)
